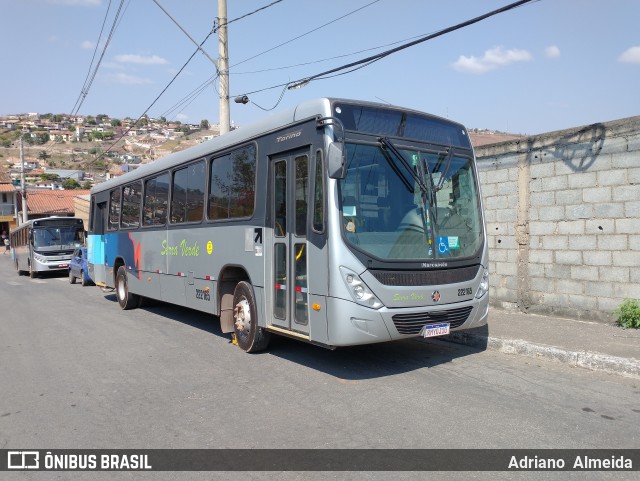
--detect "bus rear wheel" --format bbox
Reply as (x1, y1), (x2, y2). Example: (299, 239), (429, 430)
(116, 266), (140, 310)
(232, 281), (270, 353)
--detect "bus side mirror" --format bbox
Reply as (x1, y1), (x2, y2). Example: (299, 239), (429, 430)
(327, 142), (346, 179)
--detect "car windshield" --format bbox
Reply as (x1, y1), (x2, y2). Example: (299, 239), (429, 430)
(339, 142), (483, 261)
(33, 226), (84, 251)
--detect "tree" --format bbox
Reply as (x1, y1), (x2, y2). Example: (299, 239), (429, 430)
(40, 173), (60, 181)
(38, 150), (50, 162)
(82, 181), (92, 190)
(62, 178), (81, 190)
(31, 132), (49, 145)
(136, 114), (149, 127)
(200, 119), (210, 130)
(111, 118), (122, 127)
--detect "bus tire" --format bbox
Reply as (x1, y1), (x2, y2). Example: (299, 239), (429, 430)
(116, 266), (140, 310)
(232, 281), (270, 353)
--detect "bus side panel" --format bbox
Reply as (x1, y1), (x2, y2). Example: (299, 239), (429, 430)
(102, 231), (139, 287)
(132, 230), (165, 303)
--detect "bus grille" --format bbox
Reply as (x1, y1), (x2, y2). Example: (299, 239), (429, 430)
(392, 306), (473, 335)
(371, 266), (479, 286)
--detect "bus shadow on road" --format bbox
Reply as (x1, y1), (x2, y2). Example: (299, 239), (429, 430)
(267, 324), (489, 381)
(102, 293), (230, 339)
(103, 292), (488, 381)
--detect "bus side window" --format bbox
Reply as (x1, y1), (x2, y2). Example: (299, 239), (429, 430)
(171, 161), (205, 224)
(143, 173), (169, 226)
(108, 189), (121, 230)
(312, 150), (324, 233)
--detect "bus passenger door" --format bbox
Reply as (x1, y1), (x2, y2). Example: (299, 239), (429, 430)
(89, 200), (108, 286)
(269, 150), (310, 335)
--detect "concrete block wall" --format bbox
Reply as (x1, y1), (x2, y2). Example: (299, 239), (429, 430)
(475, 116), (640, 322)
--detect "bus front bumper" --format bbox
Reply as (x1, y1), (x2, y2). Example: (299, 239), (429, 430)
(325, 294), (489, 347)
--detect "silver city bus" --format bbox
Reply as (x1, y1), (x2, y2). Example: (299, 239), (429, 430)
(88, 98), (488, 352)
(11, 217), (85, 278)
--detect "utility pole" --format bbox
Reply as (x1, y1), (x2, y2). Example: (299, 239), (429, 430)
(217, 0), (230, 135)
(19, 137), (28, 224)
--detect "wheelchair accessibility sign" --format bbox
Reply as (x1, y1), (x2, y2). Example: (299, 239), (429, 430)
(437, 236), (460, 255)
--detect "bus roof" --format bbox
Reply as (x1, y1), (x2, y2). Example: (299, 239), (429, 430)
(91, 97), (467, 194)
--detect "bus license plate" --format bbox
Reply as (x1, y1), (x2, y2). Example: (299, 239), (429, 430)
(421, 323), (450, 338)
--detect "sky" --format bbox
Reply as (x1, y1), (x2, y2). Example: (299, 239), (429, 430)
(1, 0), (639, 135)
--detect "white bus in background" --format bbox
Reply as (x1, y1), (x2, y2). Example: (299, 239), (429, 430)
(88, 98), (489, 352)
(11, 217), (85, 278)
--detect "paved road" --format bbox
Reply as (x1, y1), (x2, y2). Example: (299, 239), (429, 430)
(0, 259), (638, 481)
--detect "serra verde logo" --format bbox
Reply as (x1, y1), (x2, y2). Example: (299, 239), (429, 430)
(161, 239), (200, 257)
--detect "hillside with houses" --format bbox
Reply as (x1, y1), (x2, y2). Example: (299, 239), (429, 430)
(0, 112), (221, 190)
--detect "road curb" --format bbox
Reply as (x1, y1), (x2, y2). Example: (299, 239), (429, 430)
(443, 332), (640, 379)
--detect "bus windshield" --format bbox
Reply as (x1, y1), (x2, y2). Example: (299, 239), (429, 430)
(339, 141), (483, 261)
(32, 226), (84, 251)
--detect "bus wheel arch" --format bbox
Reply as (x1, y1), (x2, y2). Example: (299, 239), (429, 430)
(217, 266), (270, 352)
(232, 280), (270, 353)
(217, 266), (249, 334)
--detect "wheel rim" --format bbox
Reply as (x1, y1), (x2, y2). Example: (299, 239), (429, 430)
(234, 297), (251, 339)
(117, 275), (126, 301)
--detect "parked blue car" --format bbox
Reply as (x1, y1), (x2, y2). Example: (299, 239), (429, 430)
(69, 247), (93, 286)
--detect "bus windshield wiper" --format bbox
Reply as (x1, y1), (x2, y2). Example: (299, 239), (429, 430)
(380, 137), (437, 252)
(379, 137), (429, 195)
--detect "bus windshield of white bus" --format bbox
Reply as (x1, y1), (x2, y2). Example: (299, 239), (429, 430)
(340, 141), (483, 261)
(32, 225), (84, 251)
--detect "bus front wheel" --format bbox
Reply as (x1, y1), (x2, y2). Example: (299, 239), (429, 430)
(232, 281), (270, 353)
(116, 266), (140, 310)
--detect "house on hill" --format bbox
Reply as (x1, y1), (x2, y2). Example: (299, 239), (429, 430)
(17, 189), (90, 224)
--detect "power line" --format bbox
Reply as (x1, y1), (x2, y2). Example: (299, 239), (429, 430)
(155, 0), (380, 123)
(234, 0), (536, 99)
(151, 0), (219, 70)
(154, 0), (286, 121)
(219, 0), (285, 30)
(70, 0), (113, 115)
(230, 32), (435, 76)
(229, 0), (381, 70)
(86, 28), (216, 167)
(71, 0), (127, 116)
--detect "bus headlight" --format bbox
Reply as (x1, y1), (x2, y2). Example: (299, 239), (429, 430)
(340, 266), (383, 309)
(475, 268), (489, 299)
